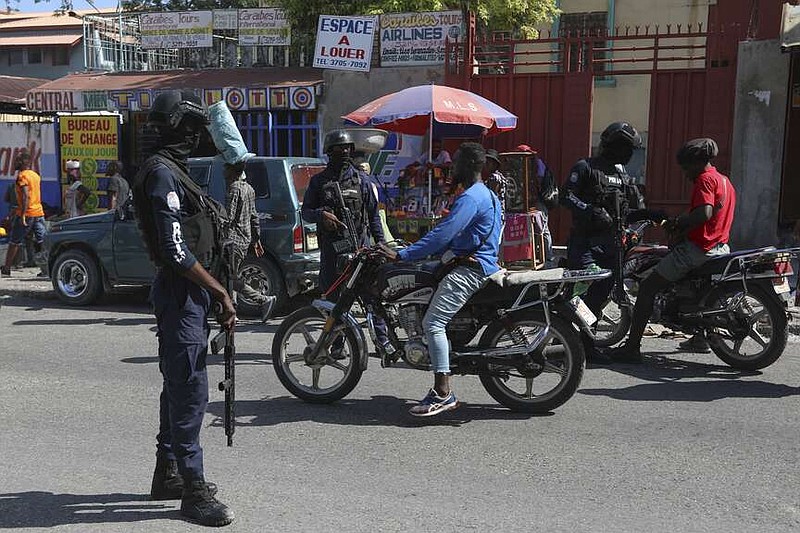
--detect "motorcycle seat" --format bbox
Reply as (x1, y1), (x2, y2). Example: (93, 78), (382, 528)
(687, 246), (776, 278)
(498, 268), (565, 287)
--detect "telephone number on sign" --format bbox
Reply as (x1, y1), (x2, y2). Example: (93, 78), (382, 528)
(315, 58), (368, 69)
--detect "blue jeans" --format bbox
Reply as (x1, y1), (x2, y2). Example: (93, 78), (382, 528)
(9, 215), (46, 246)
(423, 266), (487, 373)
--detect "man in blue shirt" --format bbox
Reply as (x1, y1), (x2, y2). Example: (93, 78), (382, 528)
(385, 142), (502, 417)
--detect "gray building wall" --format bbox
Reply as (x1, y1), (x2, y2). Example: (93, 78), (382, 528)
(729, 39), (790, 249)
(319, 66), (445, 140)
(0, 44), (85, 80)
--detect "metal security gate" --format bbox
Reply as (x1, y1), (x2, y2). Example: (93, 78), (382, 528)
(446, 22), (743, 242)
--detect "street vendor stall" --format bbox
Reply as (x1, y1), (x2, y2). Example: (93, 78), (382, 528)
(343, 84), (517, 241)
(498, 150), (550, 269)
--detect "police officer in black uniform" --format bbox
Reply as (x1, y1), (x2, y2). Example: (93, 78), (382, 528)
(301, 130), (389, 352)
(563, 121), (646, 322)
(132, 90), (235, 527)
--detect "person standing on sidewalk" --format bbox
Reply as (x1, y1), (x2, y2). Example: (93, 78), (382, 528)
(63, 160), (90, 219)
(1, 151), (46, 277)
(106, 161), (130, 210)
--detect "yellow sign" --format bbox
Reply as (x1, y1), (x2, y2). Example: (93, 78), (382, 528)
(58, 115), (120, 214)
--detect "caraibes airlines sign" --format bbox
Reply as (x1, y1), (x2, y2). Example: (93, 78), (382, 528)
(379, 11), (463, 66)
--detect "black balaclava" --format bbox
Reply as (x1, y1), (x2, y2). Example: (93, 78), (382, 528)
(601, 140), (634, 165)
(156, 121), (202, 166)
(327, 144), (354, 176)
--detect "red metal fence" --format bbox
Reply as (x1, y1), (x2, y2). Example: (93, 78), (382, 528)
(445, 23), (744, 242)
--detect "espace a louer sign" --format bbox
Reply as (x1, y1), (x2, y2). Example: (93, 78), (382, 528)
(313, 15), (377, 72)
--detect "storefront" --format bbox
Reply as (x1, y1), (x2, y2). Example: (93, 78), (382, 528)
(25, 68), (324, 175)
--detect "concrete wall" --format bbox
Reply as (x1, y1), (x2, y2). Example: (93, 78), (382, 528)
(319, 66), (444, 137)
(0, 45), (84, 80)
(729, 39), (790, 249)
(550, 0), (711, 143)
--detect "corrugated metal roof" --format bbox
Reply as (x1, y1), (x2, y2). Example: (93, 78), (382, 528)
(0, 14), (83, 31)
(0, 9), (118, 30)
(0, 75), (50, 104)
(33, 68), (324, 92)
(0, 33), (82, 47)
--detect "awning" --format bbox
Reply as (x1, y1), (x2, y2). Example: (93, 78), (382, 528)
(26, 67), (325, 113)
(0, 33), (82, 47)
(782, 3), (800, 51)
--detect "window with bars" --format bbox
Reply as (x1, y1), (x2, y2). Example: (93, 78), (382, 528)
(560, 11), (608, 74)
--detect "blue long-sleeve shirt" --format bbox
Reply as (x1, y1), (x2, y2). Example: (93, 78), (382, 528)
(398, 182), (502, 275)
(145, 161), (197, 271)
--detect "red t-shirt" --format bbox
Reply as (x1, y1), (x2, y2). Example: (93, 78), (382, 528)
(687, 166), (735, 251)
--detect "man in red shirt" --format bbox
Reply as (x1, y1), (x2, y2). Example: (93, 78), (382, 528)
(608, 138), (735, 363)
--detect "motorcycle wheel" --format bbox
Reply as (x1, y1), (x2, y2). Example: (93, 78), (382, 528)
(591, 294), (632, 348)
(272, 306), (364, 403)
(477, 312), (585, 413)
(705, 284), (788, 370)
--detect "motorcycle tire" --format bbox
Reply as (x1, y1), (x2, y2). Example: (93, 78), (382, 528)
(272, 306), (364, 403)
(705, 284), (788, 371)
(590, 297), (632, 348)
(477, 311), (585, 413)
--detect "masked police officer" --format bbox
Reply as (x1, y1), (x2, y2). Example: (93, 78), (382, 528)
(563, 122), (647, 355)
(132, 90), (235, 527)
(301, 130), (390, 354)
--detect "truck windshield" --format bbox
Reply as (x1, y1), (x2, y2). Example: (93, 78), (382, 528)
(292, 164), (325, 203)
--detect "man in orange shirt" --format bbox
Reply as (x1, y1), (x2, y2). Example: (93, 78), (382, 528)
(1, 151), (46, 277)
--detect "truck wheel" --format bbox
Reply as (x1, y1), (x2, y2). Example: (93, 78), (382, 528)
(51, 249), (104, 306)
(237, 257), (288, 317)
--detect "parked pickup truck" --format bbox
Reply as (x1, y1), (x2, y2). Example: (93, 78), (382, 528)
(44, 156), (325, 315)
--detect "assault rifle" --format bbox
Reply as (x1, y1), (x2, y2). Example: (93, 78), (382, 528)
(330, 181), (361, 253)
(211, 243), (236, 447)
(609, 191), (631, 308)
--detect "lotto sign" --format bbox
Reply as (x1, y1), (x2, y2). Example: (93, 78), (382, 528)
(380, 11), (463, 66)
(139, 11), (213, 49)
(238, 8), (291, 46)
(290, 87), (314, 110)
(313, 15), (377, 72)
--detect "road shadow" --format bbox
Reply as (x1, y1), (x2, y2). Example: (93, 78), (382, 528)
(14, 317), (156, 327)
(578, 354), (800, 402)
(206, 395), (553, 429)
(0, 491), (177, 528)
(121, 352), (273, 365)
(600, 354), (762, 383)
(1, 294), (152, 315)
(579, 379), (800, 402)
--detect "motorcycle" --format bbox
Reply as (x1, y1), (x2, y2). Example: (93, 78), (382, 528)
(596, 221), (798, 370)
(271, 243), (612, 413)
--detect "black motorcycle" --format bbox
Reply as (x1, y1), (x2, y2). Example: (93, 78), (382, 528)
(271, 244), (611, 413)
(591, 223), (798, 370)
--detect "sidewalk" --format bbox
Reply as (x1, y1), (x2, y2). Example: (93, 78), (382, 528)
(0, 266), (56, 301)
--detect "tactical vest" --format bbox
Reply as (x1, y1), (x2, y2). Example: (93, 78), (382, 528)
(587, 161), (642, 220)
(133, 154), (229, 278)
(321, 164), (365, 242)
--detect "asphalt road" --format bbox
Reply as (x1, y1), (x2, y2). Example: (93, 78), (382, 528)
(0, 292), (798, 532)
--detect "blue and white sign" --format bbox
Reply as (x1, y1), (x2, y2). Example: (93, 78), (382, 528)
(313, 15), (377, 72)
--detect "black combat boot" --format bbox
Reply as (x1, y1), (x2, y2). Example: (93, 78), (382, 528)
(180, 479), (235, 527)
(150, 456), (218, 501)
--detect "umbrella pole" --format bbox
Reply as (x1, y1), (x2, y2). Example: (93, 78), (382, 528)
(428, 112), (433, 216)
